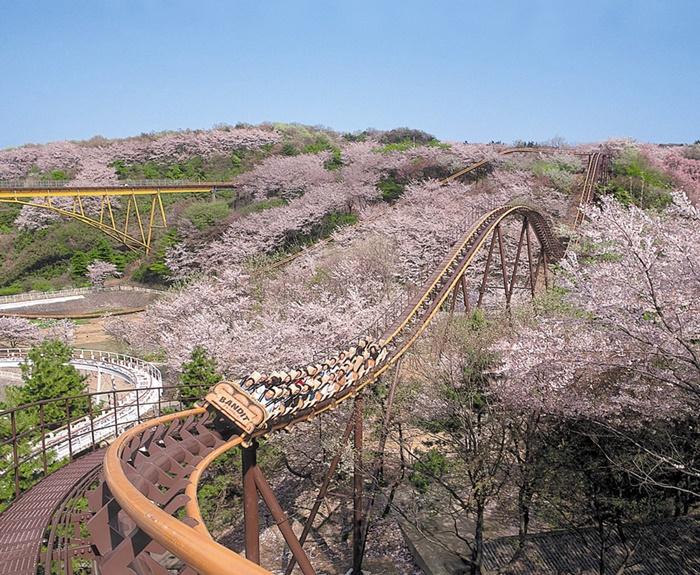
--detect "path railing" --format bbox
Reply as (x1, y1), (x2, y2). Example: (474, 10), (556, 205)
(0, 348), (163, 504)
(0, 285), (164, 306)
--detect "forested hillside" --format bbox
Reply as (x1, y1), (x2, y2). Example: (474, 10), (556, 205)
(2, 124), (700, 573)
(2, 124), (696, 295)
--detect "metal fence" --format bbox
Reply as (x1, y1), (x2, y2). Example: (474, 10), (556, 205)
(0, 179), (232, 188)
(0, 348), (175, 504)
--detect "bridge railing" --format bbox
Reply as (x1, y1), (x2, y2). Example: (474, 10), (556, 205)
(0, 284), (164, 306)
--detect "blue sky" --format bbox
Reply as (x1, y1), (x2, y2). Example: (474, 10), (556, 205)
(1, 0), (698, 149)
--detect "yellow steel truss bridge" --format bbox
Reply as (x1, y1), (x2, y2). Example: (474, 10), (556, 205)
(0, 181), (233, 253)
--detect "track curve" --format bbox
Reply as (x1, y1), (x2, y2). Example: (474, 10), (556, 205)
(91, 203), (564, 575)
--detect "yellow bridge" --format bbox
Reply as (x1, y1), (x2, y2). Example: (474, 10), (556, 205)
(0, 181), (233, 253)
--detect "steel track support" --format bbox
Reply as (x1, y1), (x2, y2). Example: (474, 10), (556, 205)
(242, 441), (260, 564)
(477, 226), (499, 308)
(497, 224), (510, 305)
(252, 467), (317, 575)
(360, 359), (402, 559)
(353, 394), (364, 575)
(243, 439), (316, 575)
(462, 275), (470, 315)
(284, 415), (356, 575)
(532, 251), (544, 292)
(525, 223), (536, 297)
(507, 218), (528, 304)
(449, 281), (459, 315)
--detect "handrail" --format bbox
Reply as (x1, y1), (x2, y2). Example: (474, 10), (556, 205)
(0, 285), (163, 306)
(0, 179), (235, 190)
(0, 348), (163, 502)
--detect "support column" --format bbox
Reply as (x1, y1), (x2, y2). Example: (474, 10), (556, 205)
(253, 467), (317, 575)
(353, 394), (364, 575)
(242, 440), (260, 564)
(284, 416), (355, 575)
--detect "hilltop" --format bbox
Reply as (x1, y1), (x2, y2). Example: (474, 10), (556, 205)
(2, 124), (700, 573)
(0, 124), (698, 297)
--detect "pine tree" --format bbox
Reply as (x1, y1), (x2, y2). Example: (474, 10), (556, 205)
(16, 339), (88, 426)
(178, 346), (221, 407)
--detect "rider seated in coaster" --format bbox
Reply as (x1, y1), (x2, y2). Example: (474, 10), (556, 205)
(284, 392), (305, 415)
(350, 353), (365, 372)
(241, 371), (263, 389)
(306, 376), (322, 391)
(345, 369), (359, 388)
(267, 386), (293, 414)
(318, 363), (331, 377)
(262, 386), (283, 403)
(288, 380), (303, 395)
(303, 390), (322, 410)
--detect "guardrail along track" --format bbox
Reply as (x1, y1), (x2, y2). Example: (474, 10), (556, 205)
(0, 349), (171, 575)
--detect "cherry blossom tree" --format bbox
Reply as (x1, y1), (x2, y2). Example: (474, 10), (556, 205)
(0, 317), (74, 347)
(87, 260), (120, 289)
(0, 316), (43, 347)
(494, 193), (700, 489)
(42, 318), (75, 345)
(0, 126), (281, 183)
(234, 152), (336, 201)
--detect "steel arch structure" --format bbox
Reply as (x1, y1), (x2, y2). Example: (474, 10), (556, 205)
(0, 182), (227, 253)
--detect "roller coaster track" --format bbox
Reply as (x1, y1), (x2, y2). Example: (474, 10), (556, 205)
(566, 151), (610, 255)
(0, 151), (607, 574)
(79, 204), (564, 575)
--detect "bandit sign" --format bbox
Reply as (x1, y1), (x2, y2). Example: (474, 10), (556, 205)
(205, 381), (268, 434)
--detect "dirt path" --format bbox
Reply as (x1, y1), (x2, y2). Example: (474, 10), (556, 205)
(73, 318), (121, 351)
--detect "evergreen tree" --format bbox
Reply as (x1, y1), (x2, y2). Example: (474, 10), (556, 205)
(178, 346), (221, 407)
(16, 339), (88, 426)
(70, 251), (89, 280)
